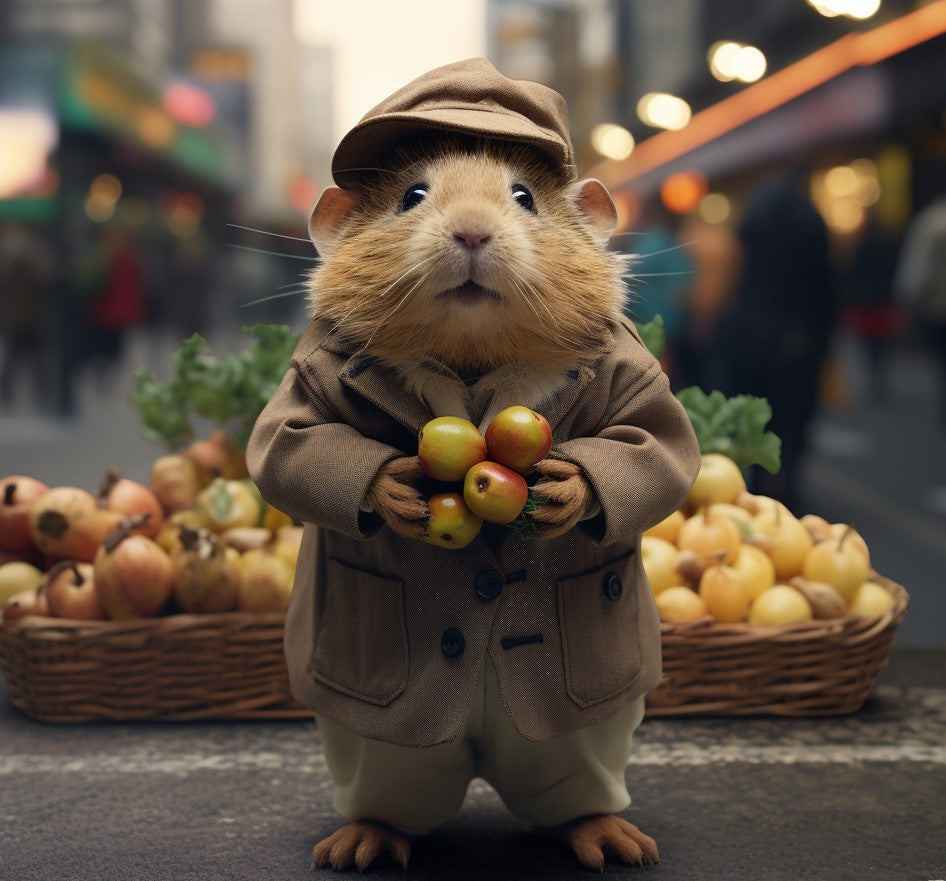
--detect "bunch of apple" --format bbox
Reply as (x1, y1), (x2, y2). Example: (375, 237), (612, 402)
(642, 453), (897, 627)
(0, 432), (302, 624)
(417, 406), (553, 549)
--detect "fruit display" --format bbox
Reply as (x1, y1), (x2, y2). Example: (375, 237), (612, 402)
(417, 405), (553, 548)
(0, 434), (301, 625)
(643, 453), (897, 627)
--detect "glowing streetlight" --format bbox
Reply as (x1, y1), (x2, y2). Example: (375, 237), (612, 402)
(590, 123), (635, 160)
(637, 93), (692, 131)
(807, 0), (881, 21)
(708, 41), (767, 83)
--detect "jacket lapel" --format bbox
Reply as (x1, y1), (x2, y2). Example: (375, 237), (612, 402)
(339, 355), (433, 435)
(319, 320), (617, 436)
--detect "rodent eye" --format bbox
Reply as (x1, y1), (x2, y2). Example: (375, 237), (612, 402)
(400, 183), (428, 212)
(511, 184), (536, 214)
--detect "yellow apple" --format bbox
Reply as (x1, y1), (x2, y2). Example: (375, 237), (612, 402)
(827, 522), (870, 563)
(848, 581), (895, 617)
(685, 454), (746, 511)
(641, 535), (681, 595)
(0, 561), (45, 607)
(801, 526), (870, 604)
(677, 506), (742, 565)
(463, 461), (528, 525)
(748, 507), (813, 581)
(748, 585), (813, 626)
(699, 564), (751, 623)
(417, 416), (487, 482)
(655, 586), (708, 623)
(426, 492), (483, 550)
(235, 548), (294, 613)
(643, 509), (685, 545)
(731, 544), (776, 601)
(484, 406), (553, 473)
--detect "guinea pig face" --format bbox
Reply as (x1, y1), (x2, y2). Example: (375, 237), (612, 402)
(310, 143), (625, 371)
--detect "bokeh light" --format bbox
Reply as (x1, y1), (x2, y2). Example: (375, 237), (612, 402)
(590, 123), (635, 160)
(660, 170), (708, 214)
(637, 93), (692, 131)
(698, 192), (732, 224)
(709, 41), (767, 83)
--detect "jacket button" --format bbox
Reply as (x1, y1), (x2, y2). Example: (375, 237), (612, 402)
(475, 570), (504, 602)
(603, 572), (623, 601)
(441, 628), (465, 659)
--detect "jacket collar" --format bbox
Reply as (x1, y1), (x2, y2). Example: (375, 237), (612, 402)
(313, 321), (614, 435)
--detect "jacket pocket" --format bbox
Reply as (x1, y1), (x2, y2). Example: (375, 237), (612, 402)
(309, 557), (408, 706)
(557, 548), (642, 708)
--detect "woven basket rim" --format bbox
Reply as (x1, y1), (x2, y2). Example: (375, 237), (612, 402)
(0, 610), (288, 639)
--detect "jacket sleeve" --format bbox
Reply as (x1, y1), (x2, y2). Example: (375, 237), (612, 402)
(551, 341), (701, 547)
(246, 365), (401, 540)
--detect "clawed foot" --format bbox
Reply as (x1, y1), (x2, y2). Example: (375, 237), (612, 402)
(312, 820), (411, 871)
(559, 814), (659, 871)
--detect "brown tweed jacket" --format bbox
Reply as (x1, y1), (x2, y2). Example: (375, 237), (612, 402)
(247, 317), (700, 747)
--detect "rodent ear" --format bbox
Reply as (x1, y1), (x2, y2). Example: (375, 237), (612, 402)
(309, 187), (358, 253)
(571, 179), (618, 243)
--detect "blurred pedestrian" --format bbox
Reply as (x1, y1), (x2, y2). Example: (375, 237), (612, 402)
(675, 214), (742, 390)
(841, 211), (901, 401)
(894, 194), (946, 422)
(0, 224), (52, 408)
(81, 225), (146, 382)
(623, 200), (693, 384)
(710, 172), (839, 510)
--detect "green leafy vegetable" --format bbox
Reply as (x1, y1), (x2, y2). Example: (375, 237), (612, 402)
(634, 316), (665, 361)
(675, 386), (781, 474)
(131, 324), (300, 451)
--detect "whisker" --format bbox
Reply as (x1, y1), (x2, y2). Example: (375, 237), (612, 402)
(240, 289), (308, 308)
(276, 275), (313, 290)
(626, 271), (695, 278)
(377, 257), (437, 299)
(357, 266), (436, 355)
(227, 224), (311, 243)
(633, 240), (697, 260)
(225, 242), (318, 261)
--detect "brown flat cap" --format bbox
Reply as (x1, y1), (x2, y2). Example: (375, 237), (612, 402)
(332, 57), (573, 188)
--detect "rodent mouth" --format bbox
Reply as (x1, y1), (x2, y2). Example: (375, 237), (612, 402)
(437, 280), (501, 306)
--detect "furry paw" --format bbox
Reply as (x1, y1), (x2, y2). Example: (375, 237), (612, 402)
(529, 459), (595, 540)
(365, 456), (429, 541)
(312, 820), (411, 872)
(559, 814), (659, 871)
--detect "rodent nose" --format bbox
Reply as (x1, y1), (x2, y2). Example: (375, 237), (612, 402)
(453, 230), (492, 251)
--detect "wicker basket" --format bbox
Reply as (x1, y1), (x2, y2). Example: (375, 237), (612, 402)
(1, 578), (907, 723)
(0, 612), (309, 723)
(647, 576), (909, 716)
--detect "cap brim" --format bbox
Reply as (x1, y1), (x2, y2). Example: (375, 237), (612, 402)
(331, 107), (570, 188)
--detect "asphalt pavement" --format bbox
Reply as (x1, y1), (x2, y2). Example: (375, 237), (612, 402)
(1, 647), (944, 881)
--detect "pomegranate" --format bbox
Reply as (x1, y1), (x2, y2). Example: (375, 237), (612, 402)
(93, 517), (175, 619)
(0, 475), (49, 550)
(42, 560), (107, 620)
(97, 468), (165, 538)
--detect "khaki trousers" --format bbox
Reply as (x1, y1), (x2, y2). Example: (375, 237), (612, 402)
(316, 659), (646, 835)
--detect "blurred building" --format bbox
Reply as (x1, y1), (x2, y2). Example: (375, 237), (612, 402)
(487, 0), (946, 240)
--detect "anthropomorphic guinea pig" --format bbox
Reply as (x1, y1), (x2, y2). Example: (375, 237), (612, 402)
(247, 57), (700, 872)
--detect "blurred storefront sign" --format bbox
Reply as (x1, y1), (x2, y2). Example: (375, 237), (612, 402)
(60, 43), (238, 189)
(0, 39), (239, 217)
